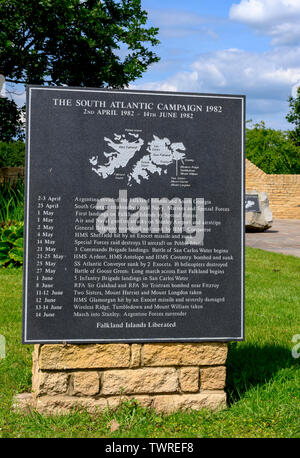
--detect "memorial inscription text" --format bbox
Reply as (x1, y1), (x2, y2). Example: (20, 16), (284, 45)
(23, 87), (244, 342)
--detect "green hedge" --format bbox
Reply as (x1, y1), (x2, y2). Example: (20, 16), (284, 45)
(0, 141), (25, 167)
(246, 122), (300, 174)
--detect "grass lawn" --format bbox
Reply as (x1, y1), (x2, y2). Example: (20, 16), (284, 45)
(0, 246), (299, 438)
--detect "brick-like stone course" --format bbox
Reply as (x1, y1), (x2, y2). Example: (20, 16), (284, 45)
(39, 344), (130, 369)
(27, 343), (228, 415)
(179, 367), (199, 392)
(101, 367), (178, 395)
(142, 343), (227, 366)
(37, 372), (69, 396)
(72, 372), (100, 396)
(200, 366), (226, 390)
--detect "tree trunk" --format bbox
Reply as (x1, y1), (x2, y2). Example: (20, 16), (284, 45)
(0, 74), (5, 97)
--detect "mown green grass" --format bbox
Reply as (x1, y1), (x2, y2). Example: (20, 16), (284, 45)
(0, 247), (299, 438)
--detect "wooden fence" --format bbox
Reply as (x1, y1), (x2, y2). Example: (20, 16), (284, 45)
(0, 167), (24, 183)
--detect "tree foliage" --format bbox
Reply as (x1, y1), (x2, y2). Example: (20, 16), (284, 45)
(0, 98), (25, 142)
(0, 140), (25, 167)
(286, 87), (300, 147)
(0, 0), (160, 88)
(246, 121), (300, 174)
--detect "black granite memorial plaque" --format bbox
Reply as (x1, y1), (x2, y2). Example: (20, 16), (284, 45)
(22, 86), (245, 343)
(245, 194), (260, 213)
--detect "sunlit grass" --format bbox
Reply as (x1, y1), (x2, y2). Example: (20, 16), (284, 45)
(0, 247), (299, 438)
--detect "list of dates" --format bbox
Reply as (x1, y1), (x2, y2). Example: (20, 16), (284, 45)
(33, 195), (235, 330)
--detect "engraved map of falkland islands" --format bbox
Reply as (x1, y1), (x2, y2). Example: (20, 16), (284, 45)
(89, 132), (186, 186)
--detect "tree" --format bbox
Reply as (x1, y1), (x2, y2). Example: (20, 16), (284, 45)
(0, 98), (25, 142)
(0, 0), (160, 88)
(286, 86), (300, 147)
(246, 121), (300, 174)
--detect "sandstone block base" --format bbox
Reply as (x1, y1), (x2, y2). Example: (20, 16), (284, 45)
(26, 343), (228, 415)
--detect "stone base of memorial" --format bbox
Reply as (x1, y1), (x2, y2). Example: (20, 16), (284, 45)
(17, 343), (228, 415)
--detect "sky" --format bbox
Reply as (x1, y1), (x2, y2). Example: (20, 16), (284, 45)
(2, 0), (300, 131)
(132, 0), (300, 130)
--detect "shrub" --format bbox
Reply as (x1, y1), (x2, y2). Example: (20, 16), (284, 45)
(0, 177), (24, 225)
(0, 141), (25, 167)
(246, 121), (300, 174)
(0, 222), (24, 268)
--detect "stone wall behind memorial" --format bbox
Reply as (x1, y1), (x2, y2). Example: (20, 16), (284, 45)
(246, 159), (300, 219)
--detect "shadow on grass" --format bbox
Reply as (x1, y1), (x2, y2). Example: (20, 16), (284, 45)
(226, 342), (297, 405)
